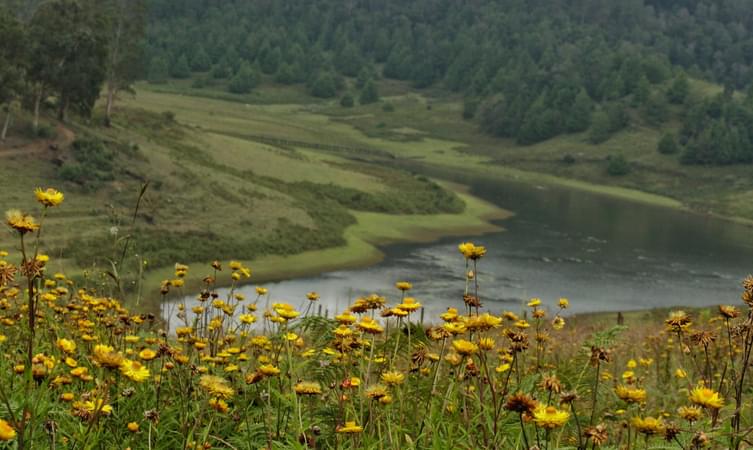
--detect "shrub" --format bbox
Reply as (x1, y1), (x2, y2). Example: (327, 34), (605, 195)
(340, 93), (354, 108)
(657, 133), (679, 155)
(606, 154), (631, 176)
(59, 137), (115, 188)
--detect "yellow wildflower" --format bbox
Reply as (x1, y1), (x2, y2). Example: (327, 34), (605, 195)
(34, 187), (64, 207)
(533, 405), (570, 429)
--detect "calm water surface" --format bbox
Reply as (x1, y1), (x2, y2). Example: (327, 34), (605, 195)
(166, 174), (753, 324)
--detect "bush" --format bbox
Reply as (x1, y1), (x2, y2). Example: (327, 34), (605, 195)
(191, 76), (209, 89)
(59, 137), (115, 188)
(340, 93), (354, 108)
(228, 63), (259, 94)
(606, 155), (631, 176)
(382, 103), (395, 112)
(359, 80), (379, 104)
(310, 73), (337, 98)
(657, 133), (679, 155)
(588, 112), (611, 144)
(562, 154), (576, 164)
(463, 97), (479, 120)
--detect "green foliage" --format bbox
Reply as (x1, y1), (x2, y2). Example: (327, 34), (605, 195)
(259, 44), (281, 74)
(148, 56), (168, 84)
(667, 73), (690, 104)
(310, 72), (337, 98)
(0, 9), (26, 106)
(190, 46), (211, 72)
(170, 54), (191, 79)
(657, 132), (679, 155)
(143, 0), (753, 147)
(462, 97), (479, 120)
(227, 63), (259, 94)
(339, 92), (354, 108)
(606, 154), (631, 176)
(588, 112), (611, 144)
(680, 94), (753, 165)
(359, 79), (379, 105)
(275, 62), (301, 84)
(28, 0), (109, 119)
(643, 93), (669, 126)
(59, 137), (115, 188)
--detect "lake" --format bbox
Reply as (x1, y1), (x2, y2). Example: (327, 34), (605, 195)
(165, 172), (753, 325)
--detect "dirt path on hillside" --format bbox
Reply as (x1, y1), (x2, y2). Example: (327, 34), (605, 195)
(0, 124), (75, 159)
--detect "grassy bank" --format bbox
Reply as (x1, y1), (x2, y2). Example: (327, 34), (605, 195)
(142, 186), (510, 294)
(3, 78), (752, 306)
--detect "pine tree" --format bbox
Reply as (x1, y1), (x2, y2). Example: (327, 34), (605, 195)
(359, 79), (379, 104)
(148, 56), (169, 84)
(228, 63), (259, 94)
(171, 54), (191, 79)
(657, 133), (679, 154)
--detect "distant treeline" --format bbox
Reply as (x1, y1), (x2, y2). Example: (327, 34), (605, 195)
(3, 0), (753, 164)
(0, 0), (145, 136)
(143, 0), (753, 164)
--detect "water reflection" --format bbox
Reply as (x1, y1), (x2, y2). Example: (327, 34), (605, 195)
(165, 175), (753, 328)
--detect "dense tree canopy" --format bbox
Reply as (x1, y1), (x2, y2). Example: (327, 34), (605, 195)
(3, 0), (753, 165)
(142, 0), (753, 158)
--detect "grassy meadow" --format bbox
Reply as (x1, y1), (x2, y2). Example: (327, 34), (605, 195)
(3, 73), (752, 294)
(1, 193), (753, 448)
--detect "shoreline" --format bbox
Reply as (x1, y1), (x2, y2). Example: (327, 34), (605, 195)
(140, 182), (511, 303)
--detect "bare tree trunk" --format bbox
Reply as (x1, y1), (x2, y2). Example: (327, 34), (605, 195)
(1, 107), (10, 141)
(58, 97), (67, 122)
(104, 82), (115, 127)
(33, 89), (41, 133)
(104, 5), (124, 128)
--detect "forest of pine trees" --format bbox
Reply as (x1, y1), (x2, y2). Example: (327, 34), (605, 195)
(142, 0), (753, 163)
(3, 0), (753, 164)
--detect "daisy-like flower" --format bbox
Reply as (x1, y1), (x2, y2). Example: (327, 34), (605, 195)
(355, 316), (384, 334)
(380, 371), (405, 386)
(631, 416), (665, 435)
(92, 345), (124, 369)
(678, 405), (703, 423)
(56, 338), (76, 354)
(257, 364), (281, 377)
(615, 385), (647, 404)
(451, 339), (478, 356)
(120, 360), (151, 382)
(5, 209), (40, 234)
(336, 421), (363, 433)
(398, 297), (422, 312)
(365, 384), (389, 400)
(273, 303), (300, 320)
(504, 392), (538, 414)
(34, 187), (64, 207)
(199, 375), (234, 399)
(458, 242), (486, 260)
(395, 281), (412, 291)
(719, 305), (740, 319)
(584, 424), (608, 446)
(139, 348), (157, 361)
(294, 381), (322, 396)
(532, 405), (570, 429)
(0, 419), (15, 441)
(689, 386), (724, 410)
(665, 311), (692, 332)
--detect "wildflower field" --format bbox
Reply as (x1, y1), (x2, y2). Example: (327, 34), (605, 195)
(1, 189), (753, 449)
